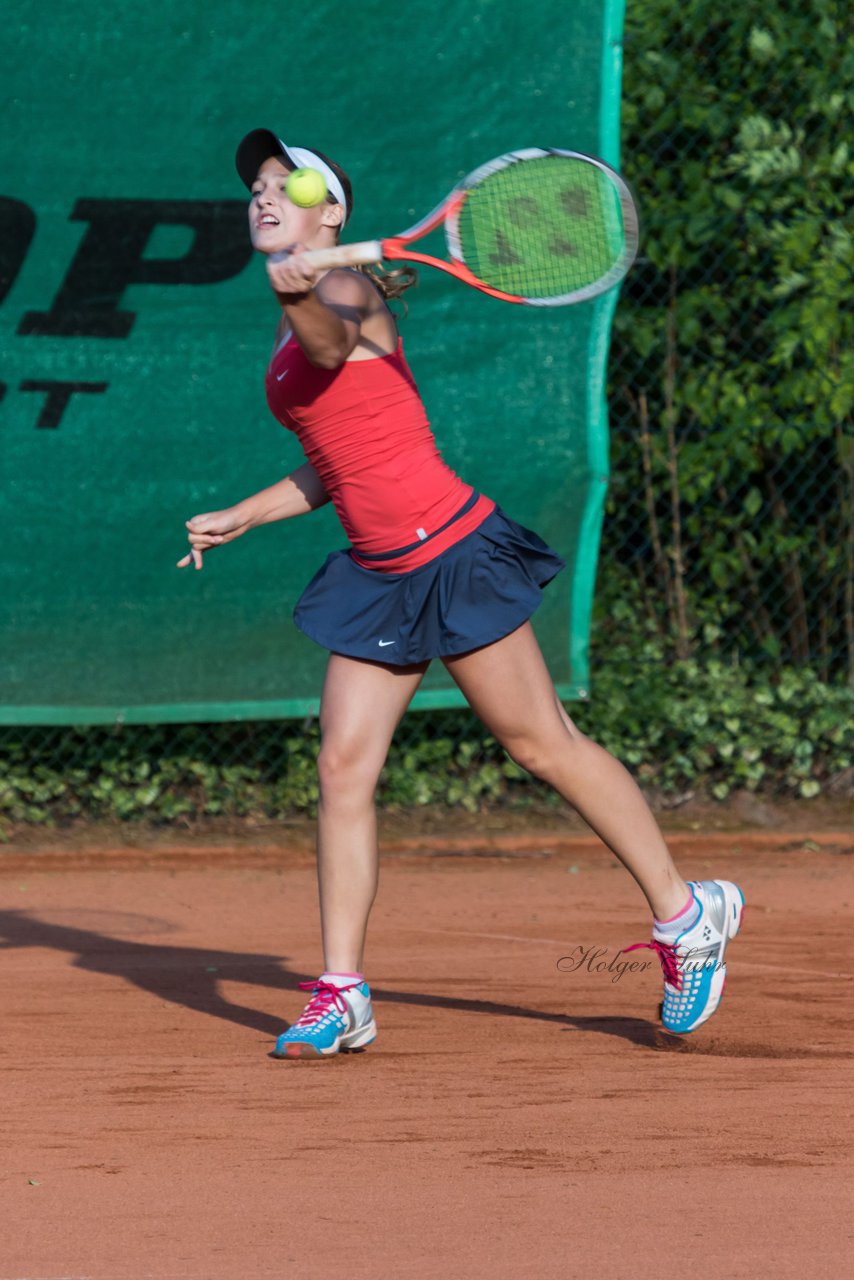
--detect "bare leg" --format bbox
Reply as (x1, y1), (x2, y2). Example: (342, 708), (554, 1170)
(442, 623), (690, 920)
(316, 653), (428, 972)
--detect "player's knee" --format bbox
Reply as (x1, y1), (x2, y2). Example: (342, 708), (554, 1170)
(503, 723), (585, 781)
(502, 735), (555, 781)
(317, 739), (381, 798)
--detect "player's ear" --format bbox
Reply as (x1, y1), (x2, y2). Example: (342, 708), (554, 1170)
(321, 203), (345, 230)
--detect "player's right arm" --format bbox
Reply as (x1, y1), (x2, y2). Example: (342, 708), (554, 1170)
(177, 460), (329, 570)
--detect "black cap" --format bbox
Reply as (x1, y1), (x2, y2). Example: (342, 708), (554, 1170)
(235, 129), (353, 224)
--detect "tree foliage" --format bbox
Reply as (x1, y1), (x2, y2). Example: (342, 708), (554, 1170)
(600, 1), (853, 681)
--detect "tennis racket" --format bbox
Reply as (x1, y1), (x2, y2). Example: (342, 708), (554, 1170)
(300, 147), (639, 306)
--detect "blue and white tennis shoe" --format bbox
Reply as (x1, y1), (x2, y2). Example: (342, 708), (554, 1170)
(626, 879), (745, 1034)
(274, 979), (377, 1059)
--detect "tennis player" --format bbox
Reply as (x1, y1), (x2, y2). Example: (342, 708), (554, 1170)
(178, 130), (745, 1057)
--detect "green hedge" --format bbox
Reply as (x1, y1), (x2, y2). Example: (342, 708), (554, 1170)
(1, 648), (850, 830)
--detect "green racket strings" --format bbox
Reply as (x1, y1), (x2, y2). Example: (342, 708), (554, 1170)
(457, 156), (626, 300)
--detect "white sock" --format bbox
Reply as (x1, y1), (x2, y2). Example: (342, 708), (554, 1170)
(320, 971), (364, 988)
(654, 893), (700, 938)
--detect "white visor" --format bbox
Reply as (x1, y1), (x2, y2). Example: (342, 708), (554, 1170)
(280, 142), (348, 224)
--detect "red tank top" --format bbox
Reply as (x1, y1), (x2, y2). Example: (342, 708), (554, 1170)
(265, 335), (494, 571)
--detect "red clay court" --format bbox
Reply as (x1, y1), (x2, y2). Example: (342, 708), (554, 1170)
(2, 822), (852, 1279)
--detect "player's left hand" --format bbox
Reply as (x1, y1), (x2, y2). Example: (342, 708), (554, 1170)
(177, 506), (249, 570)
(266, 245), (321, 297)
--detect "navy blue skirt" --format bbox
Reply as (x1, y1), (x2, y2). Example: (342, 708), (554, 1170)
(293, 506), (564, 665)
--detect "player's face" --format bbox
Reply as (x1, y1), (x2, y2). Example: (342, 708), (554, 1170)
(248, 155), (340, 252)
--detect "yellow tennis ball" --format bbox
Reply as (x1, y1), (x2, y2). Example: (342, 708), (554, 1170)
(286, 167), (328, 208)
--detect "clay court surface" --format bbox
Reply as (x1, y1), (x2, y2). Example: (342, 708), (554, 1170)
(2, 815), (852, 1279)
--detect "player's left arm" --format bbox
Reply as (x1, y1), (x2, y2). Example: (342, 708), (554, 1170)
(266, 253), (374, 369)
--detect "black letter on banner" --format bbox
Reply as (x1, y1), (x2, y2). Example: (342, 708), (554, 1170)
(20, 380), (108, 428)
(18, 200), (253, 338)
(1, 198), (37, 306)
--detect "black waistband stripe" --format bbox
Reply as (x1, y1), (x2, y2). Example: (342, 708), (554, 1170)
(354, 491), (481, 562)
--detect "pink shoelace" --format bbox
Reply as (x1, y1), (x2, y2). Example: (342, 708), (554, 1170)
(291, 979), (359, 1027)
(622, 939), (682, 990)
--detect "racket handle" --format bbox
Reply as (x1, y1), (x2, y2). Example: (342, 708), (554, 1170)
(301, 240), (384, 270)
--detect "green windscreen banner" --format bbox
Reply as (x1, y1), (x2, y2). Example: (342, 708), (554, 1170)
(1, 0), (624, 725)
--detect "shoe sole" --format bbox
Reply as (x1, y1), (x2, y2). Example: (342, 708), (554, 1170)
(665, 880), (745, 1034)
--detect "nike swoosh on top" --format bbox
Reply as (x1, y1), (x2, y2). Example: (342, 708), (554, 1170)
(378, 640), (395, 647)
(277, 369), (289, 381)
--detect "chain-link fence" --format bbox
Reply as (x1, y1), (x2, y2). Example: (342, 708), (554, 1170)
(2, 2), (852, 827)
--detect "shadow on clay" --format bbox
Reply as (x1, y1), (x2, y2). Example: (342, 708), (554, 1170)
(1, 907), (670, 1050)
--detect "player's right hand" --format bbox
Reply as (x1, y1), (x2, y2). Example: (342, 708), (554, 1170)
(177, 507), (249, 570)
(266, 244), (321, 297)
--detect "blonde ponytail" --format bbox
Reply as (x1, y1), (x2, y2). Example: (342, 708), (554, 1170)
(356, 262), (418, 312)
